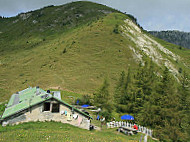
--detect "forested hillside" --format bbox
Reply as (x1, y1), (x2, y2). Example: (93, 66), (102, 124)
(149, 31), (190, 49)
(93, 61), (190, 141)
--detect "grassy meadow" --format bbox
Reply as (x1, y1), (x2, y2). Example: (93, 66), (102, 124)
(0, 1), (189, 102)
(0, 1), (189, 141)
(0, 11), (138, 102)
(0, 121), (157, 142)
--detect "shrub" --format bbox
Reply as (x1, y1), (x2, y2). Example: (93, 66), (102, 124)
(178, 67), (182, 73)
(76, 94), (92, 105)
(113, 24), (119, 34)
(62, 48), (67, 54)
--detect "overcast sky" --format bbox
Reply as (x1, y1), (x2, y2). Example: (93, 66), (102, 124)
(0, 0), (190, 32)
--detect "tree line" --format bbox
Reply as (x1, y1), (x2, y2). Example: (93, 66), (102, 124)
(149, 31), (190, 49)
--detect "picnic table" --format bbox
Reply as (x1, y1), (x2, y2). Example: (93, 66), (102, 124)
(118, 126), (138, 135)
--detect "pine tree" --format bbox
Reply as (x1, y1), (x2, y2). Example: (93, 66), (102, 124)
(114, 71), (125, 104)
(93, 79), (114, 120)
(114, 68), (135, 113)
(178, 71), (190, 141)
(154, 67), (184, 141)
(133, 61), (155, 113)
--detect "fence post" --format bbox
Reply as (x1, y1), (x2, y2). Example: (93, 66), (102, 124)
(141, 126), (143, 133)
(149, 129), (152, 137)
(106, 122), (109, 128)
(129, 123), (132, 128)
(110, 122), (113, 128)
(138, 125), (141, 132)
(148, 129), (150, 136)
(143, 127), (146, 134)
(150, 129), (153, 137)
(124, 121), (126, 127)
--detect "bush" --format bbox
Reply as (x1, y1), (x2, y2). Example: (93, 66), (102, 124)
(62, 48), (67, 54)
(0, 103), (6, 116)
(178, 67), (182, 73)
(99, 110), (112, 121)
(76, 94), (92, 105)
(113, 24), (119, 34)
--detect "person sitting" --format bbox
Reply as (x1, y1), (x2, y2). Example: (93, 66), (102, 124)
(133, 124), (138, 130)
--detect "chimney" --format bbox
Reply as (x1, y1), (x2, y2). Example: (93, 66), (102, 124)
(36, 86), (40, 95)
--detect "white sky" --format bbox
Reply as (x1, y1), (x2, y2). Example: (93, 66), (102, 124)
(0, 0), (190, 32)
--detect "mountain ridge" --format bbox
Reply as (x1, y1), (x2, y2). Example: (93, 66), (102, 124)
(0, 1), (189, 102)
(149, 30), (190, 49)
(0, 2), (189, 141)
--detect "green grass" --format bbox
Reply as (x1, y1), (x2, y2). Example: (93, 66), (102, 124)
(146, 31), (190, 75)
(0, 121), (157, 142)
(0, 2), (189, 141)
(0, 10), (138, 102)
(0, 1), (189, 103)
(0, 103), (6, 117)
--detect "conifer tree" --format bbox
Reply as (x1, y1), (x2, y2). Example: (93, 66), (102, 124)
(93, 79), (114, 119)
(114, 71), (125, 104)
(178, 71), (190, 141)
(153, 67), (184, 141)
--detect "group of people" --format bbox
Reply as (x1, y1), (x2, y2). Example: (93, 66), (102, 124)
(96, 115), (106, 128)
(96, 115), (105, 122)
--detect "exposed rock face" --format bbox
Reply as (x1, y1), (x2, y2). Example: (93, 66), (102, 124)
(32, 20), (38, 24)
(98, 10), (113, 14)
(19, 13), (32, 20)
(121, 19), (179, 78)
(13, 19), (19, 23)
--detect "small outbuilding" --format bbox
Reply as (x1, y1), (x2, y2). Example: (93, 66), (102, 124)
(0, 87), (92, 130)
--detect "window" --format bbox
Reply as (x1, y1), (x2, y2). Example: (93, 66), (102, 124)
(52, 103), (60, 113)
(43, 102), (50, 111)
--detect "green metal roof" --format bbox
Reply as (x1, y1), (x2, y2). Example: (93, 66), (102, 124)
(7, 94), (16, 107)
(1, 87), (92, 120)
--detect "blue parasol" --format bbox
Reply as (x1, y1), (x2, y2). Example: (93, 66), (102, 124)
(81, 104), (90, 108)
(121, 115), (134, 120)
(76, 99), (79, 105)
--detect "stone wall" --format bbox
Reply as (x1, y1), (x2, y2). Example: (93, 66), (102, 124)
(2, 100), (90, 130)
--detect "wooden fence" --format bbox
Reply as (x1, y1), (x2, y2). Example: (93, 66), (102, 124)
(106, 121), (153, 137)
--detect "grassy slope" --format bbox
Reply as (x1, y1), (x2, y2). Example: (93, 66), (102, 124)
(0, 121), (156, 142)
(0, 10), (137, 102)
(0, 93), (156, 142)
(0, 1), (189, 103)
(153, 36), (190, 68)
(142, 30), (190, 75)
(0, 2), (189, 141)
